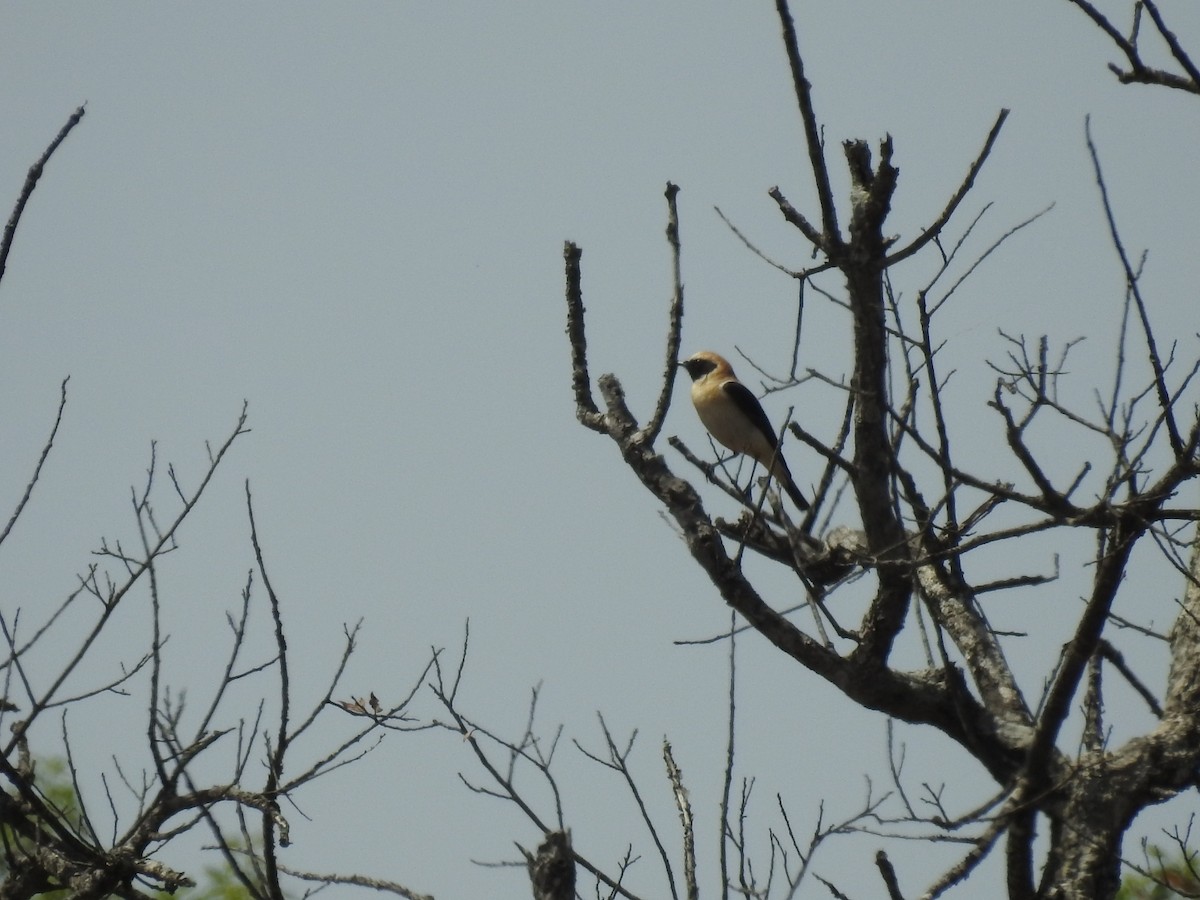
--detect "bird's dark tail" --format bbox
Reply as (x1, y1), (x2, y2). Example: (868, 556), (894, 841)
(766, 455), (810, 511)
(781, 473), (810, 511)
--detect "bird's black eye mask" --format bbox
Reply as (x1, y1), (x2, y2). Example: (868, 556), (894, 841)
(680, 358), (717, 380)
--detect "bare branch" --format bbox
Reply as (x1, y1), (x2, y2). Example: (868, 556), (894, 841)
(0, 378), (69, 550)
(0, 106), (86, 291)
(663, 741), (698, 900)
(1085, 116), (1184, 458)
(564, 242), (603, 431)
(1142, 0), (1200, 90)
(885, 109), (1010, 268)
(277, 864), (435, 900)
(638, 183), (685, 446)
(245, 483), (290, 897)
(1065, 0), (1200, 93)
(773, 0), (840, 250)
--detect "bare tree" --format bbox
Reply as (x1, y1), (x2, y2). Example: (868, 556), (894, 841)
(561, 2), (1200, 898)
(0, 110), (438, 900)
(4, 4), (1198, 900)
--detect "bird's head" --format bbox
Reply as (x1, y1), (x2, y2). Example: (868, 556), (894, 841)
(679, 350), (733, 382)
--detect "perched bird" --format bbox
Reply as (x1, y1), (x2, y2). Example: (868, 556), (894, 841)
(679, 350), (810, 510)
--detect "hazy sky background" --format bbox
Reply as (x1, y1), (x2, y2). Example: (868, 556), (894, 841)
(1, 2), (1198, 897)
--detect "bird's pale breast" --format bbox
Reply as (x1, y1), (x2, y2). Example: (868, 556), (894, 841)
(691, 380), (766, 457)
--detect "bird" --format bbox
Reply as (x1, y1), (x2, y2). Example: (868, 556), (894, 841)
(678, 350), (810, 510)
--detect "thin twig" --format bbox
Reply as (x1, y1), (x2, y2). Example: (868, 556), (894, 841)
(0, 106), (86, 290)
(1084, 116), (1182, 457)
(885, 109), (1010, 268)
(774, 0), (840, 250)
(0, 377), (70, 549)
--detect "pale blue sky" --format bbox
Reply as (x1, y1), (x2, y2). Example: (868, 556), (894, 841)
(1, 2), (1198, 897)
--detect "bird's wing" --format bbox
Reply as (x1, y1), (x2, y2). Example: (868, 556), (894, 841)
(721, 379), (780, 449)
